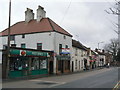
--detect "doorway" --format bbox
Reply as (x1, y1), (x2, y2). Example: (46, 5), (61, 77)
(49, 61), (53, 74)
(72, 61), (74, 72)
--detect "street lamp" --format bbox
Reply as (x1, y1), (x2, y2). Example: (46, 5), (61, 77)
(98, 42), (104, 50)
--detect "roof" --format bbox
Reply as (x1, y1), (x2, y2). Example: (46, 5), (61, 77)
(0, 18), (72, 37)
(72, 39), (87, 51)
(96, 51), (105, 55)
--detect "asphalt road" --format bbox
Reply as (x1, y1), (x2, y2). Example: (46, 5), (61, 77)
(2, 67), (120, 89)
(53, 67), (119, 88)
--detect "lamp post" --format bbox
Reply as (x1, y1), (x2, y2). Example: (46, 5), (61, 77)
(6, 0), (11, 78)
(98, 41), (104, 50)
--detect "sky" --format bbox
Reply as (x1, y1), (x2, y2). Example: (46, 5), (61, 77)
(0, 0), (118, 50)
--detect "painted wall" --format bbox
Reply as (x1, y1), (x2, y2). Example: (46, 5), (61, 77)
(71, 46), (87, 72)
(0, 32), (72, 73)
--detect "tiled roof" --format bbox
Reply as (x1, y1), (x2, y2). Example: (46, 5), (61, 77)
(0, 18), (72, 37)
(72, 39), (87, 51)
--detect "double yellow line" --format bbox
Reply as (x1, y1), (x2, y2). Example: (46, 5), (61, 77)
(113, 81), (120, 90)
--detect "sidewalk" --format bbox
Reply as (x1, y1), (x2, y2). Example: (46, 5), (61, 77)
(2, 67), (104, 83)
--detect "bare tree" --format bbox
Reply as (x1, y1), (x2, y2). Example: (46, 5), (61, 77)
(104, 38), (118, 61)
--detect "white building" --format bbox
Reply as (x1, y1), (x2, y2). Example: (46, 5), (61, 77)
(0, 6), (72, 74)
(95, 49), (106, 67)
(71, 40), (88, 72)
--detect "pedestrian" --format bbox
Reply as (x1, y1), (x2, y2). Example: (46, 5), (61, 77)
(107, 63), (110, 68)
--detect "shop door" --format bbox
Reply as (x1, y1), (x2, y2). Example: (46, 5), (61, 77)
(72, 61), (74, 72)
(49, 61), (53, 74)
(61, 60), (64, 73)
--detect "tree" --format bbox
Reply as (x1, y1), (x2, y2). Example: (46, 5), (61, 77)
(116, 48), (120, 62)
(104, 38), (119, 61)
(105, 1), (120, 48)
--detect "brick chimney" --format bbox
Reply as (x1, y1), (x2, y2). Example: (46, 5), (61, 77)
(37, 5), (46, 22)
(25, 8), (34, 22)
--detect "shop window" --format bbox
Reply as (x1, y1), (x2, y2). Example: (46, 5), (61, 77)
(40, 59), (47, 69)
(31, 57), (40, 70)
(21, 44), (26, 48)
(59, 44), (62, 54)
(9, 57), (28, 71)
(10, 35), (15, 41)
(37, 43), (42, 50)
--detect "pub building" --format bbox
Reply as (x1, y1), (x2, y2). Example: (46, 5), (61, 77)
(2, 47), (54, 79)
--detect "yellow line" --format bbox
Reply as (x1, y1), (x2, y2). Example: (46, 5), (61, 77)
(113, 81), (120, 90)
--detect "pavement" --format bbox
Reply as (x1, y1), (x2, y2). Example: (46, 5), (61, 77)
(2, 67), (119, 89)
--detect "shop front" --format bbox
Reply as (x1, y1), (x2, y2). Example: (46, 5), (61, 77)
(56, 55), (71, 74)
(3, 47), (53, 79)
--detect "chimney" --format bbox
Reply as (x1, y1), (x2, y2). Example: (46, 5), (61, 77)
(102, 49), (105, 53)
(37, 5), (46, 22)
(25, 8), (34, 22)
(95, 48), (98, 52)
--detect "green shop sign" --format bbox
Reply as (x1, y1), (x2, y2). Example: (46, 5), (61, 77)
(56, 55), (71, 60)
(10, 49), (49, 57)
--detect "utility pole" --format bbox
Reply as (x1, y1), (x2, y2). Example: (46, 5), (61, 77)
(6, 0), (11, 78)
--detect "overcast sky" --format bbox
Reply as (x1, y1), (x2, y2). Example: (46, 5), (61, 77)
(0, 0), (118, 50)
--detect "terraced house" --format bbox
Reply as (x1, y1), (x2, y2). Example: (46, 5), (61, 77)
(0, 6), (72, 78)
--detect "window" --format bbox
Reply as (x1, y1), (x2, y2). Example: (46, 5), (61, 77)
(37, 43), (42, 50)
(11, 44), (16, 47)
(21, 44), (26, 48)
(10, 35), (15, 41)
(75, 48), (77, 56)
(79, 61), (80, 70)
(22, 34), (25, 38)
(65, 45), (68, 49)
(75, 60), (77, 69)
(40, 59), (47, 69)
(63, 35), (66, 39)
(3, 45), (7, 50)
(59, 44), (62, 54)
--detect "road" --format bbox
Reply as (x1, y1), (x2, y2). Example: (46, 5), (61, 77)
(2, 67), (120, 89)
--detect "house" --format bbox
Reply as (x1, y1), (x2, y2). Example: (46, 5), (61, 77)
(105, 52), (113, 66)
(71, 39), (88, 72)
(0, 6), (72, 77)
(95, 49), (106, 67)
(89, 50), (99, 69)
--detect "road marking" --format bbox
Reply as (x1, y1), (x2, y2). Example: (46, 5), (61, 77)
(113, 81), (120, 90)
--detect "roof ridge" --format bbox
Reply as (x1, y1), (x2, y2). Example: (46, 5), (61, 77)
(47, 18), (55, 31)
(1, 21), (25, 33)
(48, 18), (72, 36)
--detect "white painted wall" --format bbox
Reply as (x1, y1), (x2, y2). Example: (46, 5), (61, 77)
(71, 47), (87, 72)
(0, 32), (72, 73)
